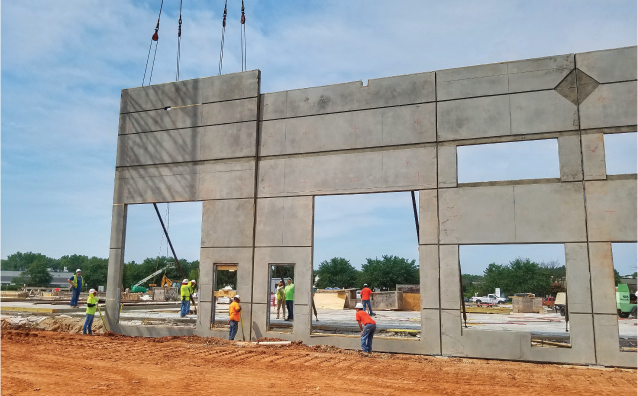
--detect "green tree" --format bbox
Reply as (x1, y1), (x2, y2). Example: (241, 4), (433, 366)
(82, 256), (109, 290)
(359, 255), (419, 290)
(270, 265), (294, 282)
(479, 258), (553, 297)
(11, 258), (53, 287)
(614, 269), (622, 286)
(2, 252), (57, 271)
(461, 274), (483, 299)
(315, 257), (359, 289)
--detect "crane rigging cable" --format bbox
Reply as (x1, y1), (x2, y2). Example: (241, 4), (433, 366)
(175, 0), (184, 81)
(240, 0), (247, 71)
(142, 0), (164, 86)
(218, 0), (228, 75)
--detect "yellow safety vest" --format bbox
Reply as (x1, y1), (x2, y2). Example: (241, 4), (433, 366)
(71, 275), (84, 290)
(180, 284), (192, 300)
(86, 294), (98, 315)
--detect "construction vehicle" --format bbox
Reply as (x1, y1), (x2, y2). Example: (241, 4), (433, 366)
(131, 264), (174, 292)
(160, 274), (175, 288)
(470, 294), (506, 305)
(616, 283), (637, 318)
(555, 292), (567, 316)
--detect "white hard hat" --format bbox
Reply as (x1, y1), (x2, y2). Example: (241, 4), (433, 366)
(234, 295), (240, 300)
(183, 279), (189, 283)
(76, 269), (82, 273)
(363, 283), (368, 287)
(191, 279), (196, 283)
(89, 288), (96, 293)
(355, 303), (364, 309)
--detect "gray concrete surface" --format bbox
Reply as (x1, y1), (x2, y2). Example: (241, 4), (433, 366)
(107, 46), (637, 367)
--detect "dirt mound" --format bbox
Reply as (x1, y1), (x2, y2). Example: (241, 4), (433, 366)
(1, 315), (105, 334)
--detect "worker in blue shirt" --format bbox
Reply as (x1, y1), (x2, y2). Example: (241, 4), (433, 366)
(67, 269), (84, 308)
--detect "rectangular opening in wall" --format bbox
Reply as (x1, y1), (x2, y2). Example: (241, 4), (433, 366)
(457, 139), (560, 183)
(459, 244), (571, 348)
(604, 132), (637, 175)
(211, 264), (238, 330)
(611, 242), (637, 352)
(121, 202), (202, 328)
(267, 264), (295, 333)
(312, 192), (420, 340)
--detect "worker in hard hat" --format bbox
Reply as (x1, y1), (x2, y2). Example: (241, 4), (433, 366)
(361, 283), (375, 316)
(67, 269), (84, 308)
(83, 289), (99, 335)
(284, 278), (294, 321)
(228, 295), (242, 340)
(275, 280), (286, 319)
(180, 279), (193, 317)
(355, 302), (376, 353)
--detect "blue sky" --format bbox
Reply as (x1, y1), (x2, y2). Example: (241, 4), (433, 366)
(2, 1), (637, 276)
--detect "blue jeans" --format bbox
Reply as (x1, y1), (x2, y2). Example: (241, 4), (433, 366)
(70, 288), (81, 306)
(180, 299), (191, 317)
(286, 300), (294, 320)
(229, 320), (239, 340)
(362, 299), (373, 315)
(83, 314), (95, 334)
(361, 324), (376, 352)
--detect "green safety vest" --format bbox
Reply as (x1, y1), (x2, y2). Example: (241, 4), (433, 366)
(276, 286), (285, 301)
(71, 275), (84, 290)
(284, 284), (295, 300)
(180, 284), (192, 300)
(86, 294), (98, 315)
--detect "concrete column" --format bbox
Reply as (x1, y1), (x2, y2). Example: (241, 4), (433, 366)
(558, 134), (583, 181)
(438, 145), (457, 188)
(105, 204), (127, 327)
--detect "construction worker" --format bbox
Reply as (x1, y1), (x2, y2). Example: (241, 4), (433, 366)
(228, 295), (242, 340)
(355, 302), (376, 353)
(180, 279), (192, 317)
(83, 289), (98, 335)
(361, 283), (375, 316)
(67, 269), (84, 308)
(275, 280), (286, 319)
(284, 278), (294, 321)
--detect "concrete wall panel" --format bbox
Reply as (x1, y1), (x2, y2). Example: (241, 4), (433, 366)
(109, 204), (127, 249)
(558, 135), (583, 182)
(579, 81), (637, 130)
(576, 47), (637, 84)
(588, 243), (616, 315)
(419, 190), (438, 244)
(201, 199), (255, 248)
(564, 243), (592, 314)
(438, 95), (510, 141)
(255, 196), (313, 247)
(437, 145), (457, 188)
(257, 147), (436, 197)
(439, 245), (460, 310)
(439, 186), (516, 244)
(253, 247), (312, 305)
(593, 314), (637, 368)
(121, 71), (260, 113)
(259, 91), (287, 120)
(510, 90), (579, 134)
(581, 133), (606, 180)
(197, 161), (256, 201)
(200, 248), (254, 303)
(419, 245), (439, 309)
(507, 54), (574, 93)
(513, 183), (587, 243)
(585, 179), (637, 242)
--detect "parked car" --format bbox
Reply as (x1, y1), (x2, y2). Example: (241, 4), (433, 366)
(470, 294), (507, 304)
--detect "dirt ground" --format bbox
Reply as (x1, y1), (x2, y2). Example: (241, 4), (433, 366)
(1, 324), (636, 396)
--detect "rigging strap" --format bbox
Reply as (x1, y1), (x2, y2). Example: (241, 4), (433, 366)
(142, 0), (164, 86)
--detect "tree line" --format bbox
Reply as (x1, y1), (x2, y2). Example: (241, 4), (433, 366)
(314, 255), (419, 290)
(1, 252), (198, 290)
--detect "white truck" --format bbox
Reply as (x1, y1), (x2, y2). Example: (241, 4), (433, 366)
(470, 294), (507, 305)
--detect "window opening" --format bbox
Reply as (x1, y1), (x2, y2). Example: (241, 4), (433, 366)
(604, 132), (637, 175)
(611, 242), (637, 352)
(268, 264), (295, 333)
(212, 264), (237, 329)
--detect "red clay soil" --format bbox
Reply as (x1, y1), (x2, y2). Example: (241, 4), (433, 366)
(1, 328), (635, 396)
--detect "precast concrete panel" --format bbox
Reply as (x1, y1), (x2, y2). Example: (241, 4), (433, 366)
(255, 196), (313, 247)
(120, 71), (260, 113)
(109, 204), (127, 249)
(509, 90), (579, 134)
(593, 314), (637, 368)
(201, 199), (255, 248)
(585, 179), (637, 242)
(418, 190), (438, 244)
(579, 81), (638, 130)
(437, 145), (457, 188)
(558, 134), (583, 181)
(200, 248), (254, 303)
(252, 247), (312, 305)
(260, 104), (436, 156)
(439, 245), (460, 310)
(437, 95), (511, 141)
(564, 243), (592, 313)
(576, 46), (637, 84)
(581, 133), (607, 180)
(588, 242), (616, 315)
(419, 245), (439, 309)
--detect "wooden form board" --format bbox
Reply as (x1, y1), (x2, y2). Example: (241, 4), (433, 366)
(314, 291), (347, 310)
(402, 293), (421, 311)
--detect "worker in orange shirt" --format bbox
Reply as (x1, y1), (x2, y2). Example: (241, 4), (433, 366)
(228, 295), (242, 340)
(355, 302), (376, 353)
(360, 283), (375, 316)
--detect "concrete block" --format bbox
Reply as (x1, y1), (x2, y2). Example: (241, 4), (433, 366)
(255, 196), (313, 247)
(558, 135), (583, 181)
(109, 204), (127, 249)
(593, 314), (637, 368)
(585, 179), (637, 242)
(197, 160), (256, 201)
(437, 145), (457, 188)
(439, 186), (516, 244)
(439, 245), (460, 310)
(581, 133), (607, 180)
(589, 243), (616, 315)
(260, 104), (436, 156)
(260, 91), (287, 120)
(258, 147), (437, 197)
(119, 98), (258, 135)
(579, 81), (637, 130)
(419, 245), (439, 309)
(201, 199), (255, 248)
(507, 54), (574, 93)
(419, 190), (438, 244)
(253, 247), (312, 305)
(284, 72), (435, 118)
(564, 243), (592, 313)
(513, 183), (587, 243)
(437, 95), (510, 141)
(121, 70), (260, 113)
(200, 248), (254, 302)
(510, 90), (579, 134)
(576, 46), (637, 84)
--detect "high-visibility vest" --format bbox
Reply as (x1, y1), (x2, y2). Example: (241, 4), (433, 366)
(71, 275), (84, 290)
(180, 284), (192, 300)
(86, 294), (98, 315)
